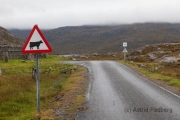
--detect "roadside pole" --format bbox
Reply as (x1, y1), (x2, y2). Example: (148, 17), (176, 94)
(122, 42), (128, 61)
(22, 25), (52, 116)
(124, 51), (126, 61)
(36, 54), (40, 113)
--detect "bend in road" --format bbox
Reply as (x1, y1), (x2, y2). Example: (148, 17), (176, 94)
(61, 61), (180, 120)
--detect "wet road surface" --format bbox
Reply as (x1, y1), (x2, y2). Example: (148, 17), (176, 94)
(62, 61), (180, 120)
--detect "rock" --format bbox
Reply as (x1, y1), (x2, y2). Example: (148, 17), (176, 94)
(131, 50), (142, 56)
(73, 66), (78, 70)
(155, 56), (180, 63)
(136, 63), (145, 67)
(157, 48), (161, 50)
(92, 53), (99, 56)
(77, 106), (88, 111)
(61, 68), (68, 74)
(147, 53), (156, 60)
(155, 67), (158, 71)
(113, 55), (117, 58)
(72, 58), (77, 61)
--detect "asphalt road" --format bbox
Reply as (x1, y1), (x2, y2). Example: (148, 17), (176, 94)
(62, 61), (180, 120)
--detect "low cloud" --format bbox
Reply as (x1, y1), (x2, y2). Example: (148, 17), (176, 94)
(0, 0), (180, 29)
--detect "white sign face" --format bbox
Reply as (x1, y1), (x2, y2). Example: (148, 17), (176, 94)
(24, 29), (49, 51)
(22, 25), (52, 54)
(123, 42), (127, 47)
(123, 48), (128, 53)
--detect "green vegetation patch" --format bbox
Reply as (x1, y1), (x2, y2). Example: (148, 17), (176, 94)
(120, 60), (180, 88)
(0, 55), (74, 119)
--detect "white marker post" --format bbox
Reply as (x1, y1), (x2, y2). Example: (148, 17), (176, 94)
(123, 42), (128, 61)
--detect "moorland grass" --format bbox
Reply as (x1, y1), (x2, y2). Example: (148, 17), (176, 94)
(120, 60), (180, 88)
(0, 55), (74, 119)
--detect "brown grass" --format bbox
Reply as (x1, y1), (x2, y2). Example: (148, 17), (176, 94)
(40, 67), (88, 120)
(0, 55), (88, 120)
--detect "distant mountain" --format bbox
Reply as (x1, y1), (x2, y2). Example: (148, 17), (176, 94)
(9, 23), (180, 54)
(0, 26), (23, 47)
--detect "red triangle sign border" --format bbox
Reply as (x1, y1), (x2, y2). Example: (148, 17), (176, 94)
(22, 25), (52, 54)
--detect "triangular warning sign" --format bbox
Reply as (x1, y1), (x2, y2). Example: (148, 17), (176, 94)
(122, 48), (128, 53)
(22, 25), (52, 54)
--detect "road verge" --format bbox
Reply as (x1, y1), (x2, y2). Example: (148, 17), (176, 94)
(120, 60), (180, 96)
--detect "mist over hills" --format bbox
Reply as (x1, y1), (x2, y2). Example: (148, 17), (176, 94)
(9, 23), (180, 54)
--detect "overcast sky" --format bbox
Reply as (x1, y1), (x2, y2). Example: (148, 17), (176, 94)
(1, 0), (180, 29)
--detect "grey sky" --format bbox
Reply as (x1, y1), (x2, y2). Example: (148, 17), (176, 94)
(0, 0), (180, 29)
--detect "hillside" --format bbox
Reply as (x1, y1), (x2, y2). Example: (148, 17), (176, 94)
(0, 26), (23, 47)
(9, 23), (180, 54)
(128, 43), (180, 63)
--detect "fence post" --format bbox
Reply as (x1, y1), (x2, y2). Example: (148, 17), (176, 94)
(32, 68), (36, 79)
(3, 51), (8, 62)
(0, 68), (2, 76)
(28, 54), (34, 60)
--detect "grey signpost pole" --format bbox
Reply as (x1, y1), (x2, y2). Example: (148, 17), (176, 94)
(124, 51), (126, 61)
(123, 42), (127, 61)
(22, 25), (52, 116)
(36, 54), (40, 113)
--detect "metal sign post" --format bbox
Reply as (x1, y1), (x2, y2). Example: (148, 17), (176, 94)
(22, 25), (52, 115)
(123, 48), (128, 61)
(122, 42), (128, 61)
(36, 54), (40, 113)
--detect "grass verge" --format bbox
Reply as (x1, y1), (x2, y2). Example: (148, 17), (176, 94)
(0, 55), (87, 120)
(120, 60), (180, 89)
(40, 67), (88, 120)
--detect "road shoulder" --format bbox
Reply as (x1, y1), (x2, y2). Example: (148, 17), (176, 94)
(40, 67), (89, 120)
(120, 61), (180, 96)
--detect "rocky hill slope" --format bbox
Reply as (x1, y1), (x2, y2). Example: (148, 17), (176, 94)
(125, 43), (180, 96)
(128, 43), (180, 63)
(0, 26), (23, 47)
(9, 23), (180, 54)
